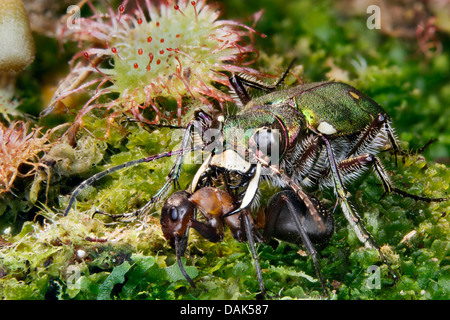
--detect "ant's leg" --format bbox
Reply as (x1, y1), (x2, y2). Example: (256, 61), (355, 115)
(189, 219), (224, 243)
(264, 190), (330, 296)
(174, 235), (196, 288)
(241, 210), (266, 296)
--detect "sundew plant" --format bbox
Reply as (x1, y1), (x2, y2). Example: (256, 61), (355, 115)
(0, 0), (449, 301)
(46, 0), (264, 138)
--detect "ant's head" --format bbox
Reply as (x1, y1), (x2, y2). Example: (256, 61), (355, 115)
(160, 190), (195, 254)
(160, 190), (197, 287)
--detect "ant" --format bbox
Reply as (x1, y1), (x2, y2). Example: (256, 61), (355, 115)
(160, 185), (333, 297)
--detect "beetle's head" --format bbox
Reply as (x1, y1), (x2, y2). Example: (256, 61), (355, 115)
(213, 111), (288, 172)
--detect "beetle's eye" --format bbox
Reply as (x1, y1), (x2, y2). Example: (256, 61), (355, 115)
(169, 207), (179, 221)
(253, 128), (279, 156)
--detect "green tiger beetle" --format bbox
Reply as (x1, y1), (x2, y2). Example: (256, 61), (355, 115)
(63, 61), (447, 295)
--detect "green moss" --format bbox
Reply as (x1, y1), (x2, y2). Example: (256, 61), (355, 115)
(1, 0), (449, 300)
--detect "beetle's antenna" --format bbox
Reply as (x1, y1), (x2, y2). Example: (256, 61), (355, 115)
(273, 58), (297, 89)
(63, 143), (204, 216)
(120, 116), (186, 130)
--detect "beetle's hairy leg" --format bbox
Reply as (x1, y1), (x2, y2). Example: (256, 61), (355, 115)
(64, 121), (202, 218)
(229, 74), (252, 105)
(229, 59), (297, 106)
(321, 136), (400, 282)
(322, 135), (372, 244)
(291, 134), (322, 182)
(384, 121), (401, 165)
(318, 153), (377, 188)
(345, 114), (401, 165)
(319, 151), (447, 202)
(371, 155), (448, 202)
(346, 114), (388, 158)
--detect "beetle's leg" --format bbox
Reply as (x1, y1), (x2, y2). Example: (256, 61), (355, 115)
(322, 135), (373, 246)
(272, 58), (297, 88)
(63, 158), (148, 216)
(414, 138), (437, 154)
(320, 135), (399, 282)
(236, 59), (297, 92)
(63, 147), (190, 217)
(68, 121), (201, 219)
(318, 153), (447, 203)
(345, 114), (399, 158)
(286, 134), (323, 183)
(256, 159), (329, 233)
(345, 113), (402, 166)
(384, 121), (401, 163)
(370, 155), (447, 202)
(125, 125), (200, 218)
(229, 74), (252, 105)
(264, 190), (331, 296)
(229, 59), (297, 106)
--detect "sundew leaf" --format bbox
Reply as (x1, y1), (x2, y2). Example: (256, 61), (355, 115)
(97, 261), (132, 300)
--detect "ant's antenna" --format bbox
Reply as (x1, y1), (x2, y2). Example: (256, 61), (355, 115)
(175, 235), (196, 288)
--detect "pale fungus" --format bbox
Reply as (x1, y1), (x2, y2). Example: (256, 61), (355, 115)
(0, 0), (35, 74)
